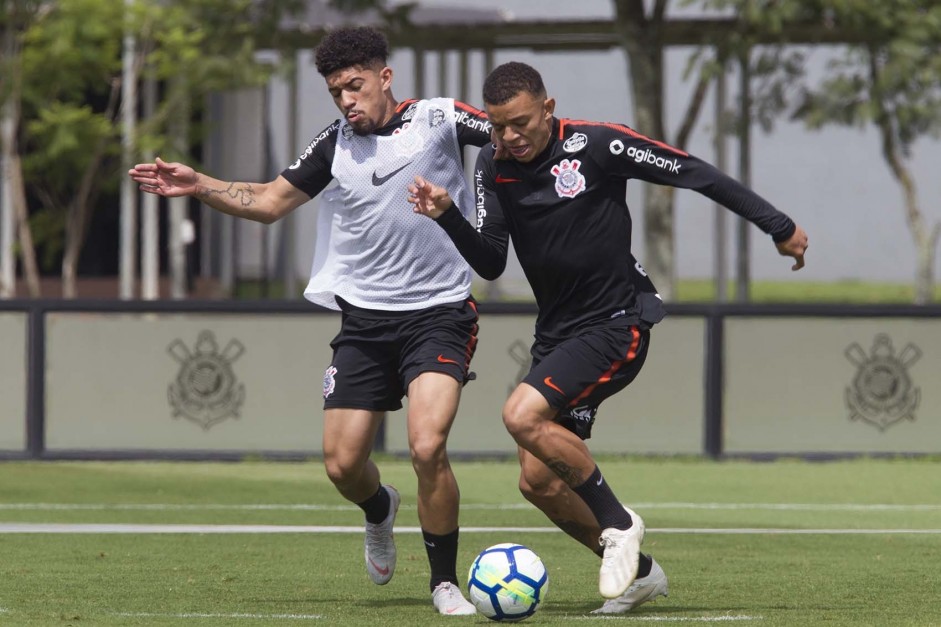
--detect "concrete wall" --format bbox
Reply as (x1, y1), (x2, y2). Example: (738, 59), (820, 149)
(2, 305), (938, 457)
(0, 313), (27, 452)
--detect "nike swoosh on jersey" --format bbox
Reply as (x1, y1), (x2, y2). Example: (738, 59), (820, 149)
(437, 355), (460, 365)
(543, 376), (564, 394)
(372, 161), (413, 186)
(495, 174), (521, 183)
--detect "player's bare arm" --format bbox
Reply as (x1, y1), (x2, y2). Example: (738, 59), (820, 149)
(407, 175), (453, 220)
(129, 156), (309, 224)
(777, 224), (809, 271)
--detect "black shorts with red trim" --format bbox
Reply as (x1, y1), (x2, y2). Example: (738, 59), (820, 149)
(322, 298), (479, 412)
(522, 323), (650, 440)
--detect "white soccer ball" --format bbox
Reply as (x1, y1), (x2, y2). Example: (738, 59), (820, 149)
(467, 543), (548, 621)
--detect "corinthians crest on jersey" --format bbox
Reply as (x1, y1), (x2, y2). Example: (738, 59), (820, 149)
(551, 158), (587, 198)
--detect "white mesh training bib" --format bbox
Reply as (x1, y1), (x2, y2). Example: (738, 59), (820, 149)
(304, 98), (475, 311)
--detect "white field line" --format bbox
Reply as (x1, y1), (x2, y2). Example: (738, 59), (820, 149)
(2, 523), (941, 534)
(113, 612), (322, 620)
(570, 615), (763, 622)
(1, 502), (940, 512)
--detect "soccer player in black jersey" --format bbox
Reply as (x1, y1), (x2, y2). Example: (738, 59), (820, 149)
(130, 27), (496, 616)
(409, 61), (809, 613)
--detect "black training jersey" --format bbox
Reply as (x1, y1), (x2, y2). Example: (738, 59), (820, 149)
(281, 98), (492, 198)
(436, 117), (796, 343)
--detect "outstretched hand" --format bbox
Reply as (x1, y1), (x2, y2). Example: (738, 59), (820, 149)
(777, 224), (809, 271)
(408, 175), (453, 220)
(128, 156), (198, 197)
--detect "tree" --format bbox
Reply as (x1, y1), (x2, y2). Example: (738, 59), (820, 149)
(795, 0), (941, 303)
(612, 0), (723, 300)
(6, 0), (300, 298)
(0, 0), (43, 297)
(710, 0), (941, 303)
(18, 0), (126, 298)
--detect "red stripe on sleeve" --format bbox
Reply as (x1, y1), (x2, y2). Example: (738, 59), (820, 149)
(561, 118), (688, 157)
(454, 100), (489, 118)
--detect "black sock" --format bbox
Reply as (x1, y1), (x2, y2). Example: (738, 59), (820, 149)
(357, 485), (391, 524)
(572, 466), (632, 531)
(423, 528), (460, 592)
(637, 553), (653, 578)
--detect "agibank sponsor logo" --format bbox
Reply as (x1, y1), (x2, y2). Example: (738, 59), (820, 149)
(289, 122), (340, 169)
(475, 169), (487, 229)
(625, 145), (681, 173)
(454, 110), (492, 134)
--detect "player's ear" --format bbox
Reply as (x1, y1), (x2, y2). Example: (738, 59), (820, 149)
(543, 97), (556, 120)
(379, 66), (393, 91)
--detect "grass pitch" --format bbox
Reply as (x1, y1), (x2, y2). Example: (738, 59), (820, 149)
(1, 458), (940, 626)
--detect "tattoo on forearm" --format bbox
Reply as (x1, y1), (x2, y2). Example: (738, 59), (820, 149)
(197, 182), (256, 207)
(547, 459), (586, 487)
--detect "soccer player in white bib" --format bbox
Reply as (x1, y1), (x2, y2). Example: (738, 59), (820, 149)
(129, 26), (494, 615)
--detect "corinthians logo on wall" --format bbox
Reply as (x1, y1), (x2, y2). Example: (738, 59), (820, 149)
(844, 334), (921, 432)
(168, 330), (246, 430)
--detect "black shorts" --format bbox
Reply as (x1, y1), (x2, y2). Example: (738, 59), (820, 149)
(523, 324), (650, 440)
(322, 298), (479, 412)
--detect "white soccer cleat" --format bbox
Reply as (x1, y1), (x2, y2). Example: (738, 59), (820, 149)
(592, 557), (668, 614)
(598, 507), (646, 598)
(432, 581), (477, 616)
(364, 485), (400, 585)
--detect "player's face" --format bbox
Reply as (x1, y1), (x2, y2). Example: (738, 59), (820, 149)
(486, 92), (555, 163)
(325, 64), (394, 135)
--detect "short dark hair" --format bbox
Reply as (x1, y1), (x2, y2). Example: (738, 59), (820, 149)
(482, 62), (546, 105)
(314, 26), (388, 77)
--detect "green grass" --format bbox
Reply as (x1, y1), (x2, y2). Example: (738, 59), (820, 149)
(236, 278), (940, 304)
(674, 279), (941, 304)
(2, 459), (941, 626)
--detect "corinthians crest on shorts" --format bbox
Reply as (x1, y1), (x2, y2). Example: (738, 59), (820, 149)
(844, 334), (921, 432)
(167, 330), (246, 430)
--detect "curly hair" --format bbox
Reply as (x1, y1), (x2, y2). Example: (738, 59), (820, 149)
(314, 26), (389, 77)
(482, 62), (546, 105)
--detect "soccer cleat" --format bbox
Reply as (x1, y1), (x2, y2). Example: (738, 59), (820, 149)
(598, 507), (646, 598)
(364, 485), (400, 585)
(591, 557), (669, 614)
(432, 581), (477, 616)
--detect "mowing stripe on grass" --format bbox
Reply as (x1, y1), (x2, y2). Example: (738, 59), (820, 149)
(113, 612), (322, 620)
(1, 502), (940, 512)
(2, 523), (941, 534)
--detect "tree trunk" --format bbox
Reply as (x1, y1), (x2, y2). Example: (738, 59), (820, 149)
(60, 77), (121, 298)
(868, 50), (937, 304)
(0, 14), (40, 298)
(0, 98), (40, 297)
(613, 0), (676, 298)
(60, 201), (83, 299)
(168, 75), (190, 299)
(914, 225), (939, 305)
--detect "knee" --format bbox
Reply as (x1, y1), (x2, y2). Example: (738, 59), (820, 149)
(518, 467), (562, 504)
(409, 433), (447, 475)
(502, 397), (538, 442)
(323, 453), (361, 489)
